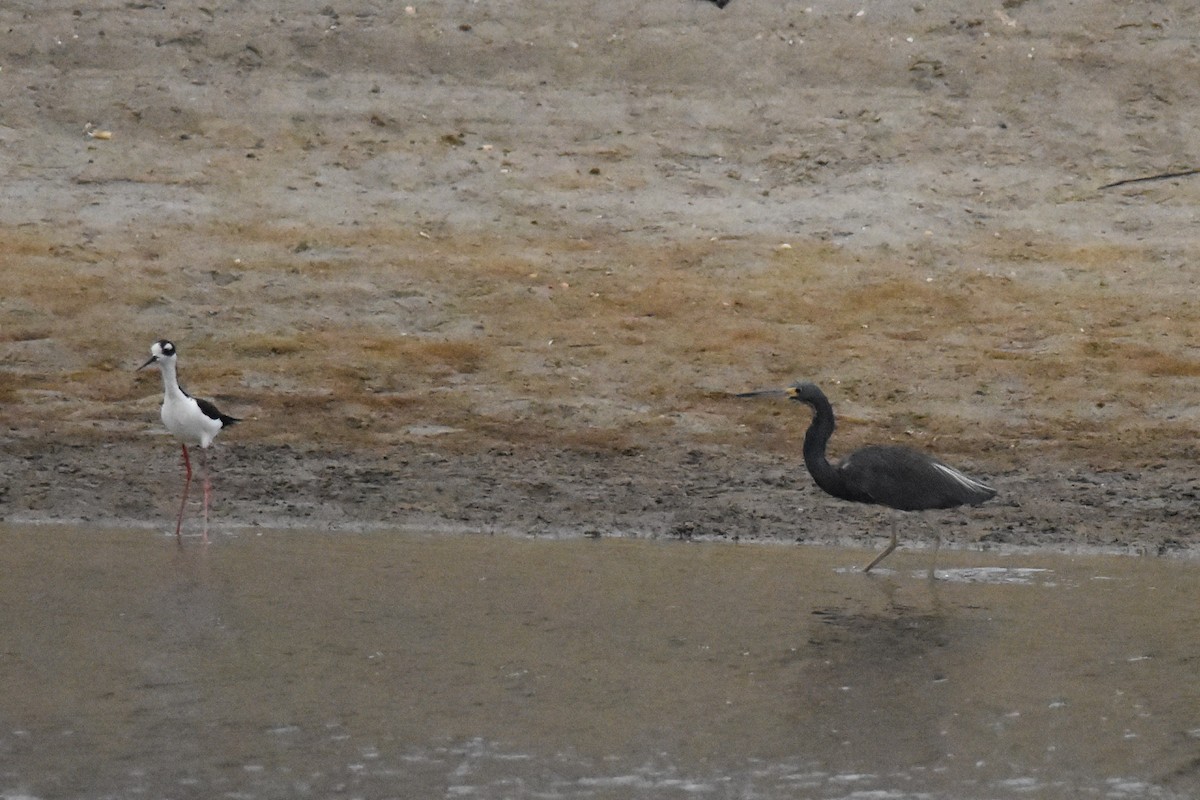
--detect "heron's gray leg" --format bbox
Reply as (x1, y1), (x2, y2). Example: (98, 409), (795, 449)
(927, 528), (942, 581)
(863, 515), (898, 572)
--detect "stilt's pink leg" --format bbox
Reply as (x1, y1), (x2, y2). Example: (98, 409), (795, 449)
(201, 448), (211, 545)
(175, 444), (192, 543)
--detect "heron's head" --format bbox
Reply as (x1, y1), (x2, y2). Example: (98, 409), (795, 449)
(785, 382), (825, 406)
(137, 339), (177, 371)
(736, 380), (825, 406)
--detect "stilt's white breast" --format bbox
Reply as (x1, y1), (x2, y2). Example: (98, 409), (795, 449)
(161, 393), (223, 448)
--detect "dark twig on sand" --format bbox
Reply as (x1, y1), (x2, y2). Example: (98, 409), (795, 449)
(1099, 168), (1200, 190)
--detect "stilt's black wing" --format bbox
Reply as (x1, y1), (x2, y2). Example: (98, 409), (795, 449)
(196, 396), (240, 427)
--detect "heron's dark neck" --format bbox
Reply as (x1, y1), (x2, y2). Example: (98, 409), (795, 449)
(801, 395), (851, 499)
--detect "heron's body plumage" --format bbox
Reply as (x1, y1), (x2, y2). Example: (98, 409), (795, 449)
(837, 446), (995, 511)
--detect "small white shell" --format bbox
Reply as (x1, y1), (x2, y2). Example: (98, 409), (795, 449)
(84, 123), (113, 140)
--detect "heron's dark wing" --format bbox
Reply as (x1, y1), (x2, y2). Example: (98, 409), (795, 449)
(838, 445), (995, 512)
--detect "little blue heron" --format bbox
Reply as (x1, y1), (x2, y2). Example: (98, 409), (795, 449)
(738, 381), (996, 572)
(138, 340), (240, 544)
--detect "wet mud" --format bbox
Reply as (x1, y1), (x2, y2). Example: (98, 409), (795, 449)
(7, 438), (1200, 560)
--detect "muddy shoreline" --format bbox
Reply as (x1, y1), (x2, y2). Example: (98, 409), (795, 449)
(6, 436), (1200, 559)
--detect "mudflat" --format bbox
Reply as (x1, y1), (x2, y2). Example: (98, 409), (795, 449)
(4, 1), (1200, 554)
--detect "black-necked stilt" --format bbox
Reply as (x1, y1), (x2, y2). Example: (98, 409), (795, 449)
(138, 339), (240, 543)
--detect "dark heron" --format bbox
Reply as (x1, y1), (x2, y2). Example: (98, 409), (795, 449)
(738, 381), (996, 572)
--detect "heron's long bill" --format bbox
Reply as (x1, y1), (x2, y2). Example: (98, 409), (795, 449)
(735, 387), (798, 399)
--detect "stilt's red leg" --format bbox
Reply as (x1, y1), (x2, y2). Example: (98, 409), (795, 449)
(201, 448), (211, 545)
(175, 444), (192, 543)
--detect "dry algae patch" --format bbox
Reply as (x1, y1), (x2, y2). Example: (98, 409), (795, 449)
(5, 219), (1200, 463)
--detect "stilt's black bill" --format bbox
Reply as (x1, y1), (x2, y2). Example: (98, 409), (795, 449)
(137, 355), (158, 371)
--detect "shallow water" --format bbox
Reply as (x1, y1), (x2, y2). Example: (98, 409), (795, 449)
(1, 525), (1198, 799)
